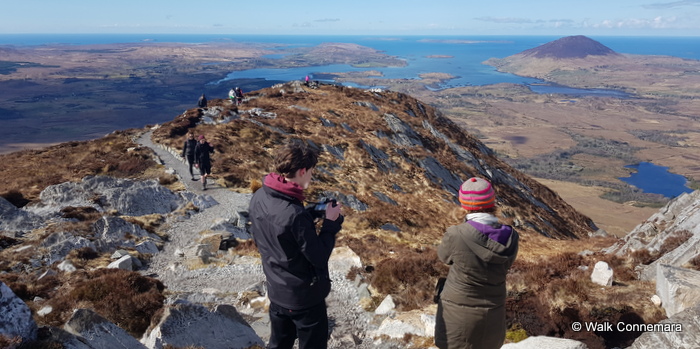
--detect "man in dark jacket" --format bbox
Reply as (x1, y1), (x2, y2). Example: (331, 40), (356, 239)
(181, 132), (198, 181)
(197, 94), (207, 108)
(194, 135), (214, 190)
(248, 140), (343, 349)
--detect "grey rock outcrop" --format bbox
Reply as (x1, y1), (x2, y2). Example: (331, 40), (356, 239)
(501, 336), (589, 348)
(605, 190), (700, 279)
(628, 304), (700, 349)
(92, 216), (161, 252)
(0, 282), (38, 342)
(64, 308), (147, 349)
(200, 106), (239, 125)
(39, 231), (97, 265)
(30, 176), (186, 218)
(384, 113), (424, 148)
(655, 264), (700, 317)
(140, 302), (263, 349)
(0, 196), (42, 235)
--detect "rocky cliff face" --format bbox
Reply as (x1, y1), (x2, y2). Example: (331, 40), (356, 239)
(605, 190), (700, 348)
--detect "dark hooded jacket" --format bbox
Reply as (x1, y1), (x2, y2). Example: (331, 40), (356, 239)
(194, 141), (214, 167)
(248, 173), (343, 310)
(435, 219), (519, 349)
(182, 138), (197, 161)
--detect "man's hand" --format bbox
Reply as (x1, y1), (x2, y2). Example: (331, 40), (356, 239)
(325, 201), (342, 221)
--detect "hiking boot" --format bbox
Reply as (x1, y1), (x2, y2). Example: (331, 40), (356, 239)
(191, 177), (197, 181)
(202, 178), (207, 190)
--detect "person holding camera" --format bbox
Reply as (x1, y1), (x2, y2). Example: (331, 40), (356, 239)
(248, 140), (343, 349)
(434, 177), (519, 349)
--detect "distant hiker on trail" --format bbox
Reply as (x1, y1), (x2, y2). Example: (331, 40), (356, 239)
(248, 140), (344, 349)
(228, 88), (236, 105)
(181, 132), (198, 181)
(234, 87), (244, 106)
(194, 135), (215, 190)
(304, 75), (310, 85)
(434, 177), (519, 349)
(197, 94), (207, 108)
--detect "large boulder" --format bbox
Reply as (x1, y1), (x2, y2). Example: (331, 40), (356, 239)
(140, 302), (263, 349)
(591, 261), (614, 286)
(0, 282), (38, 342)
(64, 308), (147, 349)
(655, 264), (700, 317)
(628, 304), (700, 349)
(373, 310), (434, 339)
(328, 246), (362, 276)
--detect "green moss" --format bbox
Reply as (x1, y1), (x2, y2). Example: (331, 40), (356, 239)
(505, 324), (528, 343)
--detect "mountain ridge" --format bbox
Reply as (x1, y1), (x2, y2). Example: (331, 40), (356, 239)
(150, 81), (597, 246)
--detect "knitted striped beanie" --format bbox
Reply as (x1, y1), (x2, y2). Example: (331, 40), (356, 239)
(459, 177), (496, 211)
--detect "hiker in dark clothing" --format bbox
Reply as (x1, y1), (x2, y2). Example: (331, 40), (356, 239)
(197, 94), (207, 108)
(194, 135), (215, 190)
(234, 87), (244, 106)
(181, 132), (198, 181)
(248, 140), (343, 349)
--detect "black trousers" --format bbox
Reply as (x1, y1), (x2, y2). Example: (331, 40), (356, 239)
(186, 155), (195, 177)
(268, 301), (328, 349)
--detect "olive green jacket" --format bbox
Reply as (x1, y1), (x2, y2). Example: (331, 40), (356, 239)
(437, 222), (519, 307)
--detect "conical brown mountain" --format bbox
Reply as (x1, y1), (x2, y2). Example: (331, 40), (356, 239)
(520, 35), (620, 59)
(154, 81), (597, 247)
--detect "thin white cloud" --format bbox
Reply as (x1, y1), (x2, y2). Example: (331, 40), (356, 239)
(643, 0), (700, 9)
(587, 16), (678, 29)
(474, 17), (534, 24)
(314, 18), (340, 23)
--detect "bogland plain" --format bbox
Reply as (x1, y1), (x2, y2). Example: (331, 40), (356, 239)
(1, 34), (699, 235)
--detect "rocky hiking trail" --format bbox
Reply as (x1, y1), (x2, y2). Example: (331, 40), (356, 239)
(136, 129), (383, 348)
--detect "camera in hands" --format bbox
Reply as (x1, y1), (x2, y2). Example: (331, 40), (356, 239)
(305, 198), (338, 220)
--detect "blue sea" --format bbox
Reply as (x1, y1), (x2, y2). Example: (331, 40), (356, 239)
(1, 34), (699, 90)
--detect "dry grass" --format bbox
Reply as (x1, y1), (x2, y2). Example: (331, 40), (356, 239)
(0, 130), (161, 205)
(368, 248), (447, 311)
(658, 229), (693, 255)
(234, 239), (260, 257)
(687, 255), (700, 271)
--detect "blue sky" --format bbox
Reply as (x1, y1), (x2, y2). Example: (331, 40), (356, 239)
(1, 0), (699, 36)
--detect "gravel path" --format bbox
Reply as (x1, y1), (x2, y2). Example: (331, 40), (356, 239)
(136, 130), (387, 348)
